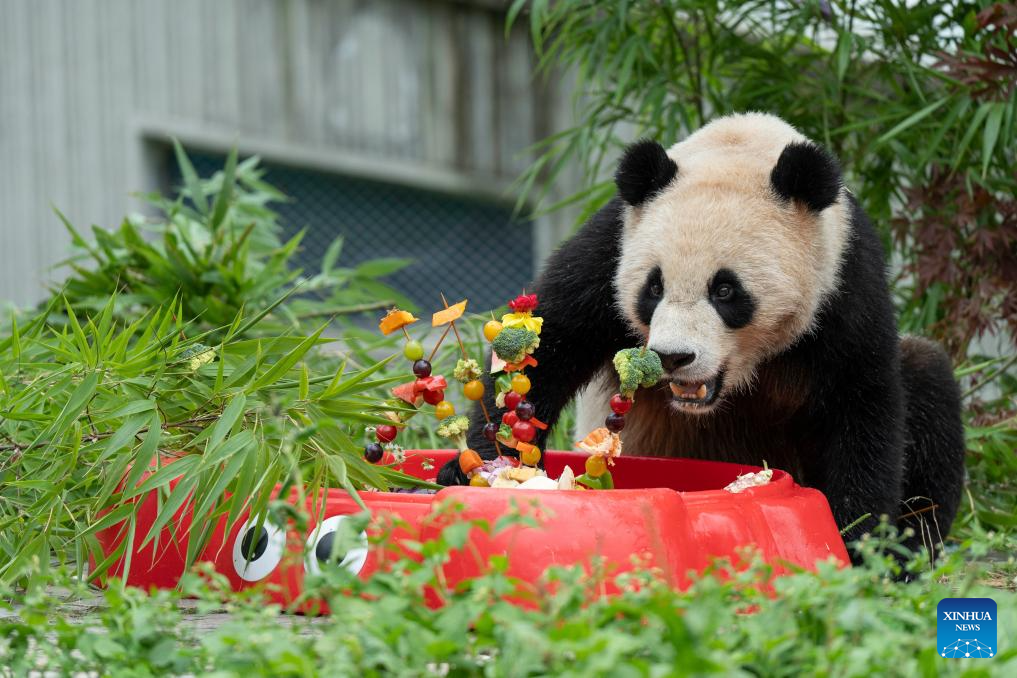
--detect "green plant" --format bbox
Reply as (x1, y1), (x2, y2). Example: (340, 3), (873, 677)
(56, 144), (414, 334)
(0, 295), (437, 586)
(2, 517), (1015, 676)
(0, 152), (437, 587)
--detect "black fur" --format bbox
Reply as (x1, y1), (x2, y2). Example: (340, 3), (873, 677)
(770, 141), (842, 212)
(896, 336), (966, 557)
(636, 267), (664, 326)
(440, 186), (965, 568)
(708, 268), (755, 329)
(615, 140), (678, 207)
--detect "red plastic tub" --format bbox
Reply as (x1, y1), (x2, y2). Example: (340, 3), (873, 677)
(95, 450), (849, 608)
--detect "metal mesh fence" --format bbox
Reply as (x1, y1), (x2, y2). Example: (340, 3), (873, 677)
(169, 150), (533, 312)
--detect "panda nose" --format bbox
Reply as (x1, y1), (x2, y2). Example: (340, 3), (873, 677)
(659, 352), (696, 372)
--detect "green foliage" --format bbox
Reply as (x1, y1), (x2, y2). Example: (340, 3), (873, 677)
(0, 152), (434, 587)
(2, 517), (1015, 676)
(56, 144), (413, 334)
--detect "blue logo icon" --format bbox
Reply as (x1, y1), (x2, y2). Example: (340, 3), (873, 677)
(938, 598), (997, 658)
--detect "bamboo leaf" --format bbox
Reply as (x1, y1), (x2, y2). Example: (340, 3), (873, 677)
(126, 456), (200, 499)
(173, 139), (209, 214)
(138, 475), (199, 550)
(875, 98), (949, 145)
(207, 393), (248, 454)
(209, 147), (238, 231)
(981, 102), (1004, 177)
(246, 325), (328, 394)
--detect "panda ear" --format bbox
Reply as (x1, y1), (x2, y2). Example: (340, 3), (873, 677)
(770, 141), (842, 212)
(615, 139), (678, 207)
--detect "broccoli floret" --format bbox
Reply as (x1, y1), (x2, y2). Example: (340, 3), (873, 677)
(436, 415), (471, 440)
(491, 327), (539, 364)
(613, 347), (664, 397)
(453, 358), (482, 383)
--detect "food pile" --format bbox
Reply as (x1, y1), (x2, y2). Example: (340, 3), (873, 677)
(371, 294), (664, 490)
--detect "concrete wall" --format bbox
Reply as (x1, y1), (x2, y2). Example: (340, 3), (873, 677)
(0, 0), (573, 305)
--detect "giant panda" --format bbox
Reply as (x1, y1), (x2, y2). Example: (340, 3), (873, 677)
(439, 112), (966, 562)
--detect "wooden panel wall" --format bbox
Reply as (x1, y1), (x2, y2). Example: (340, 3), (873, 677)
(0, 0), (572, 305)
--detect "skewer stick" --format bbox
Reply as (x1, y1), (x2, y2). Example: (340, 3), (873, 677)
(440, 293), (470, 359)
(427, 324), (452, 362)
(440, 295), (502, 454)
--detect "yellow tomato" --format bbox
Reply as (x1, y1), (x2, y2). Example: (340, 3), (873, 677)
(464, 380), (485, 401)
(435, 400), (455, 419)
(584, 455), (607, 478)
(483, 320), (503, 342)
(511, 373), (531, 395)
(519, 446), (541, 467)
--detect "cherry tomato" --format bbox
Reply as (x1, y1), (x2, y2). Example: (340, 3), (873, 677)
(609, 394), (632, 415)
(585, 455), (607, 478)
(512, 420), (536, 443)
(519, 446), (541, 467)
(435, 400), (455, 419)
(504, 391), (523, 411)
(511, 373), (531, 395)
(484, 320), (503, 342)
(376, 424), (398, 443)
(464, 380), (485, 401)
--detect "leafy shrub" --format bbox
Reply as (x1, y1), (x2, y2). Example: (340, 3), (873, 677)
(56, 143), (413, 334)
(0, 151), (433, 587)
(2, 517), (1015, 676)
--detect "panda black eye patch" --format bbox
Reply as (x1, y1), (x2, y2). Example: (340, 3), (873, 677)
(709, 269), (755, 329)
(637, 266), (664, 326)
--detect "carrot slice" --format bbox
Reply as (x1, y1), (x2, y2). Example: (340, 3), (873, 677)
(379, 309), (418, 335)
(515, 442), (537, 456)
(431, 300), (467, 326)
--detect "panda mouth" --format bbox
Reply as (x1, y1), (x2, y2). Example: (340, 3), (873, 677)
(668, 372), (724, 410)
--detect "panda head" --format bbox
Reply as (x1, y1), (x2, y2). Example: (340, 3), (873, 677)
(613, 113), (851, 414)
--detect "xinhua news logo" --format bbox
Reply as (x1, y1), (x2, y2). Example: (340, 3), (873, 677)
(938, 597), (997, 659)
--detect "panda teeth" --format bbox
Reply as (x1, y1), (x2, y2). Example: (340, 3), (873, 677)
(669, 382), (709, 400)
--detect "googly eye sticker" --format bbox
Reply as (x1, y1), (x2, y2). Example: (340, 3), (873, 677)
(232, 518), (286, 582)
(304, 515), (369, 577)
